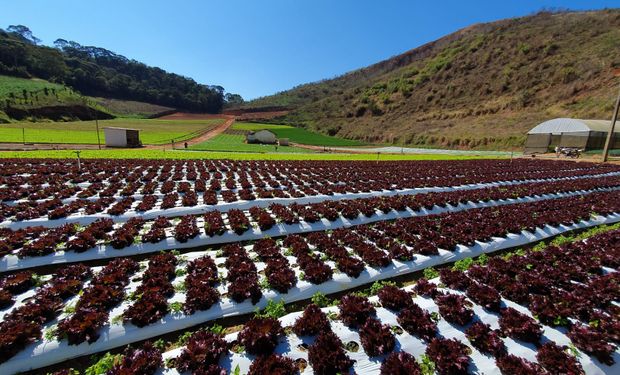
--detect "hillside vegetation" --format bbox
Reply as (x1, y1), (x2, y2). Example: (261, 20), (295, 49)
(0, 75), (114, 122)
(0, 25), (229, 117)
(240, 10), (620, 150)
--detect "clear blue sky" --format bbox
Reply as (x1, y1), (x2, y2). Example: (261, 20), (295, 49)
(2, 0), (618, 99)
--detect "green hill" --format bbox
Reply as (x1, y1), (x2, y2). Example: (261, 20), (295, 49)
(239, 9), (620, 150)
(0, 25), (231, 119)
(0, 75), (113, 122)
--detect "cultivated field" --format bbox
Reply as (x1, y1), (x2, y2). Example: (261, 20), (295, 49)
(0, 118), (224, 145)
(0, 158), (619, 374)
(188, 133), (312, 153)
(230, 122), (366, 146)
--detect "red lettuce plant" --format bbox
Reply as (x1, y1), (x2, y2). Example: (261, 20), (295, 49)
(292, 303), (330, 336)
(495, 354), (548, 375)
(174, 330), (228, 373)
(434, 293), (474, 326)
(57, 308), (108, 345)
(123, 292), (169, 327)
(426, 337), (470, 375)
(466, 282), (502, 312)
(108, 341), (162, 375)
(338, 294), (375, 327)
(536, 342), (585, 375)
(378, 285), (413, 311)
(308, 331), (354, 375)
(238, 317), (284, 355)
(0, 320), (41, 363)
(396, 303), (437, 341)
(567, 323), (616, 365)
(359, 317), (396, 357)
(465, 322), (506, 357)
(248, 354), (297, 375)
(174, 216), (199, 243)
(414, 277), (439, 297)
(498, 307), (542, 344)
(439, 268), (471, 290)
(380, 351), (421, 375)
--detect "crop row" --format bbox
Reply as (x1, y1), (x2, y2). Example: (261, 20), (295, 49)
(41, 228), (619, 375)
(2, 159), (618, 204)
(1, 191), (619, 372)
(3, 174), (620, 225)
(2, 186), (619, 267)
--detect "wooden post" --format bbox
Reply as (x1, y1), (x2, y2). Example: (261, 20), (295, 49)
(602, 72), (620, 162)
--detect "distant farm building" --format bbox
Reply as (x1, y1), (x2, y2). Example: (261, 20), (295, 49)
(103, 127), (141, 148)
(524, 118), (619, 154)
(246, 129), (277, 144)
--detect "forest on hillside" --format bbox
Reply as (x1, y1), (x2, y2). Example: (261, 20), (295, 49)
(0, 25), (239, 113)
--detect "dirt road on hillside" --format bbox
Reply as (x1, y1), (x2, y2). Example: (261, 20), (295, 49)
(183, 116), (235, 146)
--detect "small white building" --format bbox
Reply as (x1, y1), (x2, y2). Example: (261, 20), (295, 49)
(246, 129), (277, 144)
(103, 127), (141, 148)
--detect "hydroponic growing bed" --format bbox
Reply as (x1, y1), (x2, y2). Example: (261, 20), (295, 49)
(0, 158), (619, 375)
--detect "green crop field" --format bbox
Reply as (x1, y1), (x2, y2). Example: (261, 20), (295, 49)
(0, 118), (223, 145)
(0, 75), (86, 110)
(0, 149), (498, 161)
(231, 122), (365, 146)
(189, 133), (312, 153)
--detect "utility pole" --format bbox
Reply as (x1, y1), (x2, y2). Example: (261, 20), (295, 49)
(602, 69), (620, 162)
(22, 127), (25, 145)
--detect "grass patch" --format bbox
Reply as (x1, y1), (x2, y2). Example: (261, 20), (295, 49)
(0, 149), (497, 161)
(231, 122), (365, 146)
(189, 133), (311, 153)
(0, 118), (223, 145)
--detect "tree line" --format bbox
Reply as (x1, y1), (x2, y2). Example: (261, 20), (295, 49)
(0, 25), (243, 113)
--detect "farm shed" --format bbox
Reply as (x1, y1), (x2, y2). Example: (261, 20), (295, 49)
(524, 118), (620, 154)
(103, 127), (141, 148)
(246, 129), (277, 144)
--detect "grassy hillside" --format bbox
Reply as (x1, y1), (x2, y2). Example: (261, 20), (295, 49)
(0, 75), (111, 122)
(240, 9), (620, 150)
(0, 26), (225, 113)
(0, 75), (179, 122)
(91, 97), (174, 118)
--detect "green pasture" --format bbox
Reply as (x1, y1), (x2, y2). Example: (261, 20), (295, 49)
(0, 149), (498, 161)
(231, 122), (365, 146)
(0, 118), (223, 145)
(189, 133), (311, 153)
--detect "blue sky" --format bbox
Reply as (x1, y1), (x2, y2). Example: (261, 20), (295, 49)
(2, 0), (618, 99)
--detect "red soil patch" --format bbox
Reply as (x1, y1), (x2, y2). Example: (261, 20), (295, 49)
(157, 112), (231, 121)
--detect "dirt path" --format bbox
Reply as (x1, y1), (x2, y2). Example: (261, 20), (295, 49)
(143, 114), (235, 149)
(184, 115), (235, 146)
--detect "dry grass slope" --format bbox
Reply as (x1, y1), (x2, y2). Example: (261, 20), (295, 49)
(239, 10), (620, 150)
